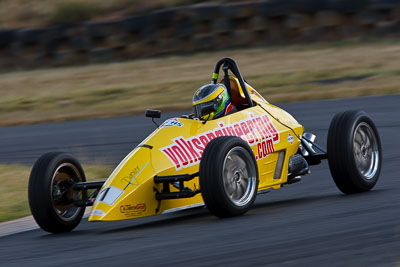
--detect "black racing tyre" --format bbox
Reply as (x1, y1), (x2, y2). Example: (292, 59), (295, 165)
(28, 152), (86, 233)
(199, 136), (258, 217)
(327, 110), (382, 194)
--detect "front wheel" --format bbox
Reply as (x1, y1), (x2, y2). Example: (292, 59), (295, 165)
(327, 110), (382, 194)
(28, 152), (86, 233)
(199, 136), (259, 217)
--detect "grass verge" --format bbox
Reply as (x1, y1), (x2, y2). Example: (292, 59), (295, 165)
(1, 40), (400, 126)
(0, 164), (112, 222)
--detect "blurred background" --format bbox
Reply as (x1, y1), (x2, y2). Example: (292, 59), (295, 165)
(0, 4), (400, 267)
(1, 0), (400, 123)
(1, 0), (400, 222)
(1, 0), (400, 125)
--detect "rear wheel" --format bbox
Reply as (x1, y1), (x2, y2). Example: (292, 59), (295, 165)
(327, 110), (382, 194)
(199, 136), (258, 217)
(28, 152), (86, 233)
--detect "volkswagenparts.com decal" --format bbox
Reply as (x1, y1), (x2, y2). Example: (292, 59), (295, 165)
(160, 113), (280, 170)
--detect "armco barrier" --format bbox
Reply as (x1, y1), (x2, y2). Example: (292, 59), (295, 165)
(1, 0), (400, 70)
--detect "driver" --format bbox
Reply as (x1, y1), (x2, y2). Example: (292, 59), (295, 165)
(192, 83), (235, 120)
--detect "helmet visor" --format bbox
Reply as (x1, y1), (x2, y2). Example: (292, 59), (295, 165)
(193, 94), (223, 118)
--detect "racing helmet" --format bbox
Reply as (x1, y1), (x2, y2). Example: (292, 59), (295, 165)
(193, 83), (232, 120)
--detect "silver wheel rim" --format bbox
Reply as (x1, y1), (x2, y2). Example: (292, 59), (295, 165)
(51, 163), (82, 221)
(222, 147), (257, 207)
(353, 122), (379, 180)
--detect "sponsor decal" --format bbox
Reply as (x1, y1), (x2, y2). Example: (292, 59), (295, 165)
(287, 133), (294, 145)
(160, 113), (280, 170)
(256, 139), (275, 160)
(161, 118), (184, 127)
(123, 162), (149, 190)
(120, 166), (141, 186)
(120, 203), (146, 217)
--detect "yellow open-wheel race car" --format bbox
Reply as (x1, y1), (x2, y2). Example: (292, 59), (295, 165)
(28, 58), (382, 233)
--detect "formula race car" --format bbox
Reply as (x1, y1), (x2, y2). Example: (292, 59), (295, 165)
(28, 58), (382, 233)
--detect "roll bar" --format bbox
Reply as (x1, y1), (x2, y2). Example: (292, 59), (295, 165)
(211, 57), (254, 107)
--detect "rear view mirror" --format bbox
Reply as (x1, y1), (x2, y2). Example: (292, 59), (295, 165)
(145, 109), (161, 118)
(146, 109), (161, 128)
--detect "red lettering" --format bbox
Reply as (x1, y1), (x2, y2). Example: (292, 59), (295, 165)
(227, 126), (236, 136)
(162, 115), (279, 169)
(234, 124), (244, 138)
(266, 139), (275, 153)
(262, 116), (279, 142)
(247, 120), (258, 143)
(257, 143), (263, 159)
(192, 138), (204, 155)
(252, 118), (265, 141)
(206, 132), (216, 141)
(214, 129), (224, 137)
(259, 118), (272, 139)
(240, 122), (250, 143)
(199, 135), (209, 148)
(218, 123), (229, 136)
(162, 147), (181, 169)
(256, 117), (269, 140)
(256, 139), (276, 159)
(175, 139), (193, 164)
(222, 127), (228, 136)
(262, 141), (267, 157)
(180, 138), (200, 162)
(172, 145), (188, 166)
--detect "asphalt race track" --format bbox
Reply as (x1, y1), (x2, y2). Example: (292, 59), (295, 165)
(0, 95), (399, 266)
